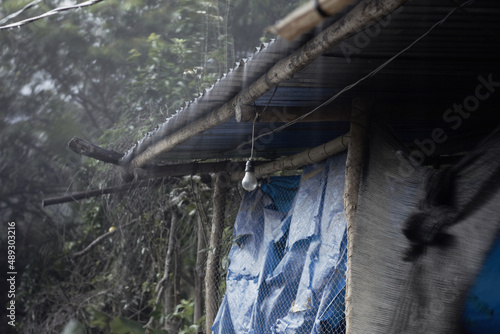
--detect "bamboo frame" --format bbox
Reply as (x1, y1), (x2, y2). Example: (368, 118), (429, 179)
(344, 98), (371, 334)
(122, 0), (406, 180)
(267, 0), (356, 41)
(230, 132), (350, 182)
(46, 133), (350, 206)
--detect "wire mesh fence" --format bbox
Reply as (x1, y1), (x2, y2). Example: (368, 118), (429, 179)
(207, 156), (348, 334)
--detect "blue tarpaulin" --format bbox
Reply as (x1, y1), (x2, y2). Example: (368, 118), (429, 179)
(464, 233), (500, 333)
(212, 154), (347, 333)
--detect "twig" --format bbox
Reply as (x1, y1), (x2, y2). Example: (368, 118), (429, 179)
(71, 220), (137, 259)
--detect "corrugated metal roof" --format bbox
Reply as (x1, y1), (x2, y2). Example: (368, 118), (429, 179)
(121, 0), (500, 165)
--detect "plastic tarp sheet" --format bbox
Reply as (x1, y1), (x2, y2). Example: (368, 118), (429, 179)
(464, 232), (500, 333)
(212, 154), (348, 334)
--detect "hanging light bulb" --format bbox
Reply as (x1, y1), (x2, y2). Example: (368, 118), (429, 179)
(242, 159), (258, 191)
(242, 110), (259, 191)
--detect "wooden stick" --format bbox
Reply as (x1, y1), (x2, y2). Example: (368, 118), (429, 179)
(344, 97), (371, 334)
(267, 0), (356, 41)
(42, 179), (168, 207)
(68, 136), (123, 164)
(205, 173), (228, 333)
(71, 220), (137, 259)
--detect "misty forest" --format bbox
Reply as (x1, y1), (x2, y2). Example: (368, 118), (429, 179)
(0, 0), (305, 333)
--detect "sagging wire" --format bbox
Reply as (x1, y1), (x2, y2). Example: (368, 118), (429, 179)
(240, 0), (475, 148)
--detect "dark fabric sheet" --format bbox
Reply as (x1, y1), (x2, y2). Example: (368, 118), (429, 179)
(350, 124), (500, 334)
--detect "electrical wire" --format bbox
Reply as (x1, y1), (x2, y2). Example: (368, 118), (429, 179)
(249, 111), (258, 160)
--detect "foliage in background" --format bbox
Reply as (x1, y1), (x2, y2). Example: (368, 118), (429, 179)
(0, 0), (304, 333)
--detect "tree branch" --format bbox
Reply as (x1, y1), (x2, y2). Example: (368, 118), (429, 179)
(0, 0), (43, 25)
(42, 179), (171, 207)
(71, 220), (137, 260)
(0, 0), (107, 30)
(68, 136), (123, 164)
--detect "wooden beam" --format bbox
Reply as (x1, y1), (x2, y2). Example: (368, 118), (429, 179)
(344, 97), (371, 334)
(68, 136), (123, 164)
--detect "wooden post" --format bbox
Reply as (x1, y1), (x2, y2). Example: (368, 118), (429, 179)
(205, 172), (228, 333)
(194, 214), (207, 324)
(344, 97), (371, 334)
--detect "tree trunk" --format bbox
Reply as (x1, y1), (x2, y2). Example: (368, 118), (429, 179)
(205, 172), (228, 333)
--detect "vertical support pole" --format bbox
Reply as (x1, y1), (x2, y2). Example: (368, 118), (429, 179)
(205, 172), (228, 333)
(163, 208), (178, 332)
(194, 214), (207, 324)
(344, 97), (371, 334)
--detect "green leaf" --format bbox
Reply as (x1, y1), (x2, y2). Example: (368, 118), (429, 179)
(109, 316), (145, 334)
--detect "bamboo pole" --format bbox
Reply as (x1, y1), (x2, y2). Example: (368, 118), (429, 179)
(123, 0), (406, 179)
(267, 0), (356, 41)
(230, 132), (350, 182)
(205, 172), (228, 334)
(344, 97), (371, 334)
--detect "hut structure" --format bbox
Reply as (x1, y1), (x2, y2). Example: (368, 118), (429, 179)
(55, 0), (500, 333)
